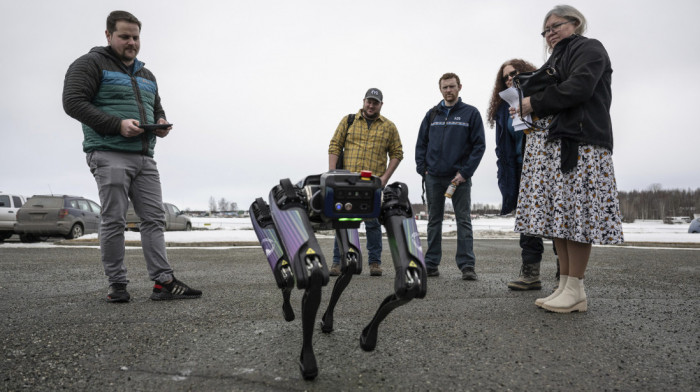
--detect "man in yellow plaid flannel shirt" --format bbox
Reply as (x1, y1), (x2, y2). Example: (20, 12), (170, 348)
(327, 88), (404, 276)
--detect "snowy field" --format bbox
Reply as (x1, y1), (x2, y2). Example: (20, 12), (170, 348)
(2, 217), (697, 248)
(76, 217), (700, 245)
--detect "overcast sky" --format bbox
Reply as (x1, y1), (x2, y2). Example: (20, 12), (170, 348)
(1, 0), (698, 211)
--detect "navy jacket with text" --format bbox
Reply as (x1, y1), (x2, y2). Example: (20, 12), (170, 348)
(415, 97), (486, 180)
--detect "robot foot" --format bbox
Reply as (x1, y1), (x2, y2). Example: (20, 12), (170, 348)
(298, 349), (319, 381)
(298, 263), (324, 380)
(359, 294), (412, 352)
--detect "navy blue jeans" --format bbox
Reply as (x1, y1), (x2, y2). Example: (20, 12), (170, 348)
(520, 234), (544, 264)
(424, 174), (475, 271)
(332, 218), (382, 265)
(520, 234), (557, 264)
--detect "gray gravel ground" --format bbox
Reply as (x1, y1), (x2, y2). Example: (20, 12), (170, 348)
(1, 238), (698, 391)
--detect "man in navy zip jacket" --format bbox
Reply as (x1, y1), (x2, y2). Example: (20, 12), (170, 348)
(415, 73), (485, 280)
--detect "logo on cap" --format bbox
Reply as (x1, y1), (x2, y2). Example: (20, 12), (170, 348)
(364, 88), (383, 103)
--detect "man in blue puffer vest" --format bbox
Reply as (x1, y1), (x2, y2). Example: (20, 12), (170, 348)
(63, 10), (201, 303)
(415, 73), (485, 280)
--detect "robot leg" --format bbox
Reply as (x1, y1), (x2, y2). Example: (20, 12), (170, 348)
(268, 178), (328, 380)
(360, 182), (428, 351)
(249, 197), (295, 321)
(268, 179), (329, 289)
(320, 228), (362, 333)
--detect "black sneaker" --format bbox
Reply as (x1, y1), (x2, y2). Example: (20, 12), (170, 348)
(461, 267), (477, 281)
(150, 277), (202, 301)
(427, 268), (440, 277)
(107, 283), (130, 303)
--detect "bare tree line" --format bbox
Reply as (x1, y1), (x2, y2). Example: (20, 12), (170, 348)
(415, 185), (699, 222)
(208, 196), (238, 212)
(618, 185), (699, 222)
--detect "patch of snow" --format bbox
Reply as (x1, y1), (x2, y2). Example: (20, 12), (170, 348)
(2, 217), (697, 248)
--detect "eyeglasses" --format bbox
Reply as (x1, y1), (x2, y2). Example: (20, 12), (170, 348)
(541, 20), (574, 37)
(502, 70), (517, 82)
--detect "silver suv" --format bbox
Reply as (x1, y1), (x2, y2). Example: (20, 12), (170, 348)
(0, 192), (26, 241)
(14, 195), (101, 242)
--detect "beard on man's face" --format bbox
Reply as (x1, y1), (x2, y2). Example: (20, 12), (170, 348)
(362, 109), (380, 120)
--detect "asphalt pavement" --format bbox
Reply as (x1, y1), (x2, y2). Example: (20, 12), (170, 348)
(1, 238), (698, 391)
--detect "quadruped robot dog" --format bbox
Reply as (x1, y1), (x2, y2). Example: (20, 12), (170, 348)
(249, 170), (427, 380)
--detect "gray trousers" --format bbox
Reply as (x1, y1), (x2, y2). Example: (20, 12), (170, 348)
(87, 151), (173, 284)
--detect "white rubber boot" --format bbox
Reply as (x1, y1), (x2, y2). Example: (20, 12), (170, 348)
(541, 276), (587, 313)
(535, 275), (568, 308)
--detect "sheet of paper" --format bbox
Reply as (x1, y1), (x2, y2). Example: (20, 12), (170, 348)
(499, 87), (532, 131)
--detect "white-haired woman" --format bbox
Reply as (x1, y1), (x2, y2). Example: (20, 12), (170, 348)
(511, 4), (623, 313)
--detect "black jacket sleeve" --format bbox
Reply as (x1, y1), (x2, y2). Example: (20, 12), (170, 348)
(62, 53), (122, 136)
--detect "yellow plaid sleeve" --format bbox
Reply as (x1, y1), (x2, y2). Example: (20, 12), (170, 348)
(328, 116), (350, 156)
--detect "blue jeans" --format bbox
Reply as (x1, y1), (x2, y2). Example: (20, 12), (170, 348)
(424, 174), (475, 271)
(332, 218), (382, 265)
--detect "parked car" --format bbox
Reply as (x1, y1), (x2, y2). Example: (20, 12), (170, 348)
(126, 202), (192, 231)
(0, 192), (26, 241)
(663, 216), (691, 224)
(14, 195), (101, 242)
(689, 218), (700, 234)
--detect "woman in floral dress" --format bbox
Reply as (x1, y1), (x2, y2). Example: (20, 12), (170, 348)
(512, 4), (623, 313)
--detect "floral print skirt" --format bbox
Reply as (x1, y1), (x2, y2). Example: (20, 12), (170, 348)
(514, 129), (624, 244)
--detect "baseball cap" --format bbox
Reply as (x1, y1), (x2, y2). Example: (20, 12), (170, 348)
(364, 88), (383, 103)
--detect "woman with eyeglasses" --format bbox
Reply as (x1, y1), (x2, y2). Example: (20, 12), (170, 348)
(487, 59), (560, 292)
(509, 5), (623, 313)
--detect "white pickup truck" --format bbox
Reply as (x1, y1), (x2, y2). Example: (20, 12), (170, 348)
(0, 192), (27, 241)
